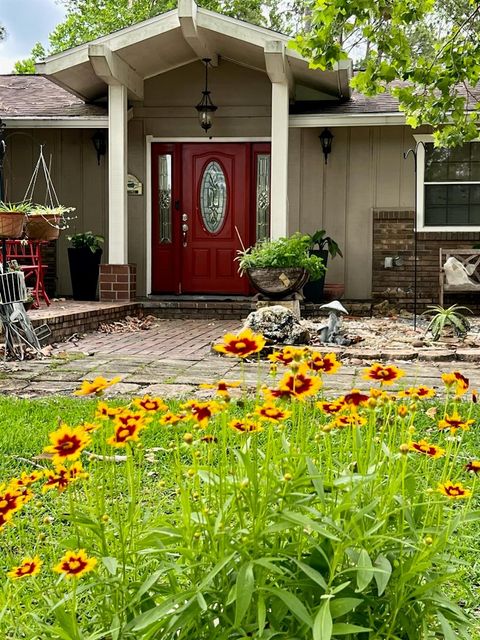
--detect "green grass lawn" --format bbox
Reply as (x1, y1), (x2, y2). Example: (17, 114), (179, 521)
(0, 381), (479, 639)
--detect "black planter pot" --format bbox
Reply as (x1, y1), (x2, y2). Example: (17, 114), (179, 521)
(303, 249), (328, 303)
(68, 247), (102, 301)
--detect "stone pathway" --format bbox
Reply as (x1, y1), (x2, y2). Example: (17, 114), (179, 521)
(0, 319), (479, 399)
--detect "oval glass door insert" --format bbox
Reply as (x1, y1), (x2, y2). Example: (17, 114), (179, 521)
(200, 161), (227, 233)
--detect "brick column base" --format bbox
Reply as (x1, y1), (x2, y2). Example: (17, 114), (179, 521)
(99, 264), (137, 302)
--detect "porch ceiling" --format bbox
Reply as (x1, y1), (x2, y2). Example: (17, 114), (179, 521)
(36, 2), (352, 102)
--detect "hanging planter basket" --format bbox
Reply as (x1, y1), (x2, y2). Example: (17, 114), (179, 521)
(0, 212), (25, 239)
(25, 214), (61, 241)
(246, 267), (309, 299)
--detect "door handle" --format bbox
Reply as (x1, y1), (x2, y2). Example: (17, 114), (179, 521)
(182, 222), (189, 247)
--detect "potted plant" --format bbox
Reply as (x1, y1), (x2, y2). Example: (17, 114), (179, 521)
(67, 231), (104, 301)
(0, 201), (30, 239)
(26, 205), (75, 241)
(236, 233), (325, 299)
(303, 230), (343, 303)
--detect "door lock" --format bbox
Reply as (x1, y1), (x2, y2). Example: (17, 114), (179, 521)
(182, 213), (188, 222)
(182, 222), (189, 247)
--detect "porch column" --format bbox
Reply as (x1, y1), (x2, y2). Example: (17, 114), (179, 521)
(108, 83), (128, 264)
(265, 41), (293, 239)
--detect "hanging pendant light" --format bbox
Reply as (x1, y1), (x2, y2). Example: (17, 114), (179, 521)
(195, 58), (217, 133)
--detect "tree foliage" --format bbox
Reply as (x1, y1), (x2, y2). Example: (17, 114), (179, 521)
(293, 0), (480, 146)
(14, 43), (46, 75)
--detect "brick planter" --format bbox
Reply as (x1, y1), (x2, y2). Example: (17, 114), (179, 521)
(99, 264), (136, 302)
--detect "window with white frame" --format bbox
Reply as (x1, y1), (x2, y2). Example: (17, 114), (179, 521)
(423, 142), (480, 227)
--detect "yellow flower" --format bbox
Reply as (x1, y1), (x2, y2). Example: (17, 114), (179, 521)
(132, 395), (168, 413)
(54, 549), (97, 578)
(229, 419), (263, 433)
(107, 421), (146, 447)
(160, 412), (185, 426)
(307, 352), (341, 375)
(43, 462), (87, 493)
(268, 347), (306, 366)
(465, 461), (480, 474)
(95, 402), (123, 419)
(332, 414), (367, 429)
(437, 481), (471, 499)
(44, 424), (90, 463)
(8, 471), (43, 489)
(278, 364), (322, 400)
(7, 556), (42, 580)
(214, 329), (265, 358)
(74, 376), (121, 396)
(182, 400), (222, 427)
(399, 386), (436, 399)
(199, 380), (241, 397)
(441, 371), (469, 396)
(316, 399), (345, 415)
(363, 363), (405, 385)
(254, 402), (291, 423)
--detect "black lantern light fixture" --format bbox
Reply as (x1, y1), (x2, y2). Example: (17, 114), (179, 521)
(195, 58), (217, 133)
(92, 130), (107, 165)
(319, 128), (334, 164)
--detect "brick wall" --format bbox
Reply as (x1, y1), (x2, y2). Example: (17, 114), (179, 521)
(372, 209), (480, 310)
(99, 264), (137, 302)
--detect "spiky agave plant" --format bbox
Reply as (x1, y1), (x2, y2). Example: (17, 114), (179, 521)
(423, 304), (472, 341)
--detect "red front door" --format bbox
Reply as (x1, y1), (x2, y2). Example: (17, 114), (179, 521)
(151, 142), (270, 295)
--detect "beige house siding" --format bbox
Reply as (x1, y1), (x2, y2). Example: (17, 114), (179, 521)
(290, 125), (416, 298)
(3, 128), (107, 295)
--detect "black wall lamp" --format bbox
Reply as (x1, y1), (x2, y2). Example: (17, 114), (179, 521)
(319, 128), (334, 164)
(195, 58), (217, 133)
(92, 130), (107, 165)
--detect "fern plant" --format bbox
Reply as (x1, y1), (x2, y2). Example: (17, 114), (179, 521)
(423, 304), (471, 341)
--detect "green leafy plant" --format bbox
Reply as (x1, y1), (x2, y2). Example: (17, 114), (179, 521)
(423, 304), (471, 341)
(68, 231), (104, 253)
(236, 232), (326, 281)
(28, 205), (76, 217)
(307, 229), (343, 259)
(0, 201), (30, 213)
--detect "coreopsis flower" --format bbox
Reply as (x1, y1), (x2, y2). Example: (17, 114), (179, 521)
(399, 386), (436, 400)
(201, 434), (218, 443)
(160, 412), (184, 426)
(307, 352), (341, 375)
(7, 556), (42, 580)
(44, 424), (90, 463)
(277, 364), (322, 400)
(441, 371), (469, 397)
(316, 399), (345, 415)
(262, 386), (297, 402)
(409, 440), (445, 459)
(343, 389), (369, 407)
(74, 376), (121, 396)
(0, 486), (32, 520)
(438, 411), (474, 434)
(116, 411), (148, 427)
(9, 471), (43, 489)
(333, 414), (367, 429)
(363, 363), (405, 386)
(107, 421), (146, 447)
(95, 402), (123, 419)
(200, 380), (241, 398)
(214, 329), (265, 358)
(182, 401), (222, 427)
(465, 460), (480, 474)
(81, 422), (102, 433)
(54, 550), (97, 579)
(268, 347), (306, 366)
(43, 462), (87, 493)
(437, 482), (472, 499)
(397, 404), (410, 419)
(133, 395), (168, 413)
(254, 402), (291, 423)
(229, 419), (263, 434)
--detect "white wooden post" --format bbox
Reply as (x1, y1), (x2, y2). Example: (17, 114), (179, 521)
(270, 80), (289, 238)
(108, 83), (128, 263)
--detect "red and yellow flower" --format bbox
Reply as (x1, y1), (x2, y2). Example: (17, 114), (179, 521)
(465, 460), (480, 474)
(43, 462), (87, 493)
(277, 364), (322, 400)
(343, 389), (369, 407)
(214, 328), (265, 358)
(399, 385), (436, 399)
(7, 556), (42, 580)
(200, 380), (241, 397)
(332, 414), (367, 429)
(268, 347), (306, 366)
(160, 412), (185, 426)
(441, 371), (469, 396)
(316, 399), (345, 415)
(74, 376), (121, 396)
(254, 402), (291, 423)
(95, 402), (123, 420)
(0, 486), (32, 522)
(9, 471), (43, 489)
(44, 424), (90, 463)
(363, 363), (405, 386)
(201, 434), (218, 443)
(409, 440), (445, 458)
(107, 421), (146, 447)
(182, 400), (222, 427)
(437, 481), (471, 499)
(54, 549), (97, 578)
(133, 395), (167, 413)
(438, 411), (474, 434)
(229, 419), (263, 434)
(307, 352), (341, 375)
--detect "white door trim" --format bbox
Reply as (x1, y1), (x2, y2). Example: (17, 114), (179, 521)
(145, 135), (272, 295)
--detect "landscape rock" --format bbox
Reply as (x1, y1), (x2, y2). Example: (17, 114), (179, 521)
(243, 305), (310, 344)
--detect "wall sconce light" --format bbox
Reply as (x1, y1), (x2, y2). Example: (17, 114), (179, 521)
(92, 130), (107, 165)
(319, 128), (334, 164)
(195, 58), (217, 133)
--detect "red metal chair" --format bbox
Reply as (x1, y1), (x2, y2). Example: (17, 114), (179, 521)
(6, 240), (51, 308)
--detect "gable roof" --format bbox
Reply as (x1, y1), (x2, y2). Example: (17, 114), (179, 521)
(36, 0), (352, 102)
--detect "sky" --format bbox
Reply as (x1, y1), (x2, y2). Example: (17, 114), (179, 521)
(0, 0), (66, 73)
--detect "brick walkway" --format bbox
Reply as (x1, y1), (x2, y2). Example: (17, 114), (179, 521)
(0, 318), (479, 399)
